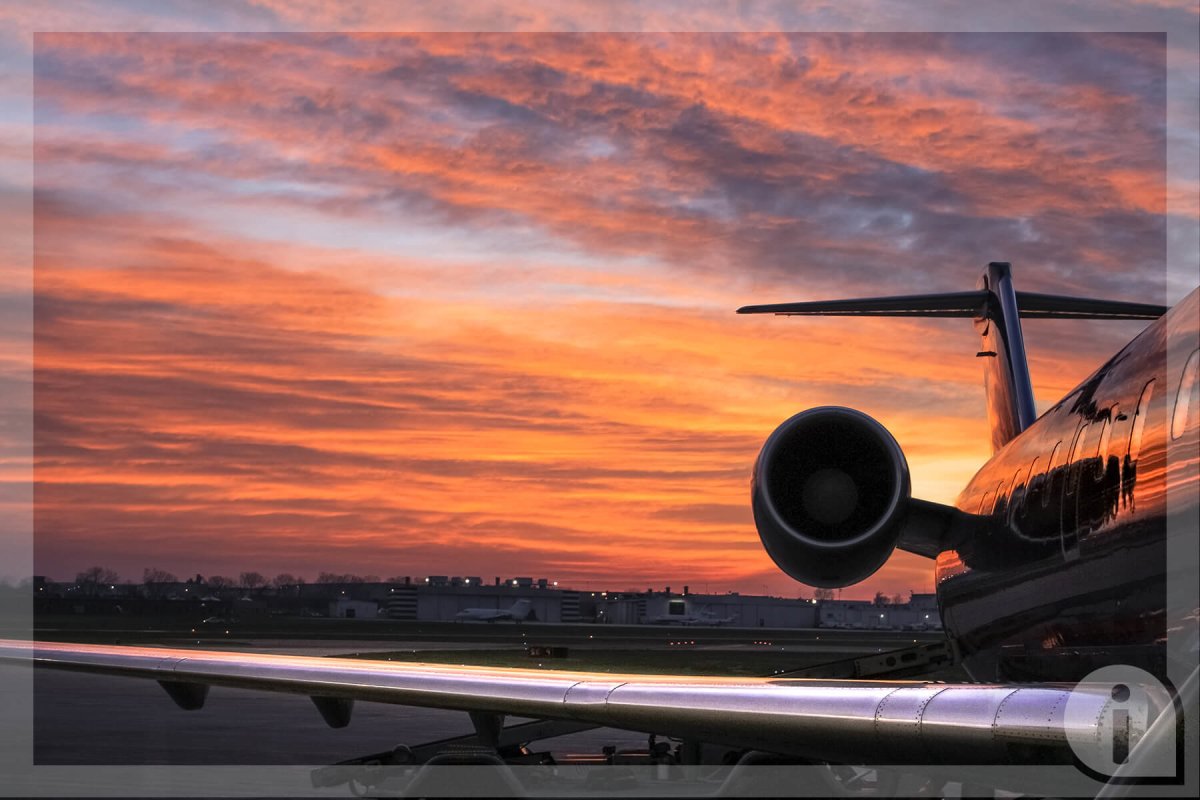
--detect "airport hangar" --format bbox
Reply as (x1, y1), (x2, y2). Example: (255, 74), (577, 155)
(36, 574), (942, 630)
(364, 578), (942, 630)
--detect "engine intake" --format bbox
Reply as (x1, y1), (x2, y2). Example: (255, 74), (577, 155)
(752, 407), (911, 587)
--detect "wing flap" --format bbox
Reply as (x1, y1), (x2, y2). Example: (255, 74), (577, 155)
(1, 639), (1127, 765)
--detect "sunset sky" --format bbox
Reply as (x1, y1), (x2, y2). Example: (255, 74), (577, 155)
(4, 6), (1195, 598)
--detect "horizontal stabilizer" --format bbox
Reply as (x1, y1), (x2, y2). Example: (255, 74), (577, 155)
(737, 291), (988, 317)
(738, 290), (1166, 320)
(1010, 291), (1166, 320)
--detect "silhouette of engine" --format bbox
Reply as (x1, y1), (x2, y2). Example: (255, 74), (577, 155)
(751, 407), (911, 588)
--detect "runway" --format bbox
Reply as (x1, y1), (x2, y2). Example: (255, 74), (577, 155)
(29, 668), (620, 765)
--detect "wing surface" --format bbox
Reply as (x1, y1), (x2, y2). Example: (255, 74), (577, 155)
(0, 639), (1134, 765)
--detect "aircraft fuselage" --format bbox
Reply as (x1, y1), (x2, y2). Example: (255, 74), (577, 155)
(938, 289), (1198, 683)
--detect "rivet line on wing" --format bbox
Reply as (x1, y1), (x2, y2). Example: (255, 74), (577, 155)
(914, 685), (948, 749)
(872, 686), (901, 737)
(991, 687), (1023, 737)
(561, 679), (628, 723)
(1044, 691), (1063, 725)
(1047, 690), (1069, 741)
(1093, 697), (1113, 746)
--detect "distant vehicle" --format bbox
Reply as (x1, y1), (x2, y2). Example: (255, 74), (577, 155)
(454, 599), (533, 623)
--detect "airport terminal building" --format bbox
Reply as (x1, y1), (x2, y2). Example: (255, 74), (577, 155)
(34, 574), (942, 630)
(374, 580), (940, 630)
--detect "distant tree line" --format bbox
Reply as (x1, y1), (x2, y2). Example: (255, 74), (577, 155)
(61, 567), (912, 602)
(315, 572), (382, 584)
(66, 566), (354, 593)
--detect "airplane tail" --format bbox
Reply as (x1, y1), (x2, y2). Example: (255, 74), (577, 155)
(508, 599), (533, 621)
(738, 263), (1166, 453)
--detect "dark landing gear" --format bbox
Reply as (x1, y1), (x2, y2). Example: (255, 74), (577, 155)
(310, 714), (594, 796)
(312, 744), (965, 798)
(308, 641), (983, 797)
(310, 718), (927, 798)
(311, 727), (1044, 798)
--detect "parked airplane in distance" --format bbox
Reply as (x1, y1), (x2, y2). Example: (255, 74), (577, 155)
(3, 262), (1195, 791)
(454, 599), (533, 623)
(646, 606), (738, 626)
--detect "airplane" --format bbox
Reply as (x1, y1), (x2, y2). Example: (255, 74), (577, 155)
(646, 605), (738, 626)
(737, 262), (1196, 688)
(2, 262), (1196, 794)
(454, 599), (533, 623)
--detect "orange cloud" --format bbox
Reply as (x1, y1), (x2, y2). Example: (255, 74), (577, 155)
(32, 33), (1167, 284)
(27, 32), (1170, 599)
(33, 198), (1017, 595)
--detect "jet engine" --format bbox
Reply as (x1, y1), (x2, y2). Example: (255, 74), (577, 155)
(751, 406), (911, 588)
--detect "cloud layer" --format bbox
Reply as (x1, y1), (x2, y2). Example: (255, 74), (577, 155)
(28, 32), (1168, 595)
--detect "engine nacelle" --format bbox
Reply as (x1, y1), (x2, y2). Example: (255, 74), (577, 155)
(751, 407), (911, 588)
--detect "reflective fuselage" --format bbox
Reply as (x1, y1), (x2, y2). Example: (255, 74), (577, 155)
(936, 289), (1199, 684)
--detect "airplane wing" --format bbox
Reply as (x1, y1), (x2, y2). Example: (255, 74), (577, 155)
(0, 638), (1139, 766)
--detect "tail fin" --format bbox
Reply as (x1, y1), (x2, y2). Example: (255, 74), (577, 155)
(738, 262), (1166, 453)
(974, 263), (1036, 453)
(508, 599), (533, 620)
